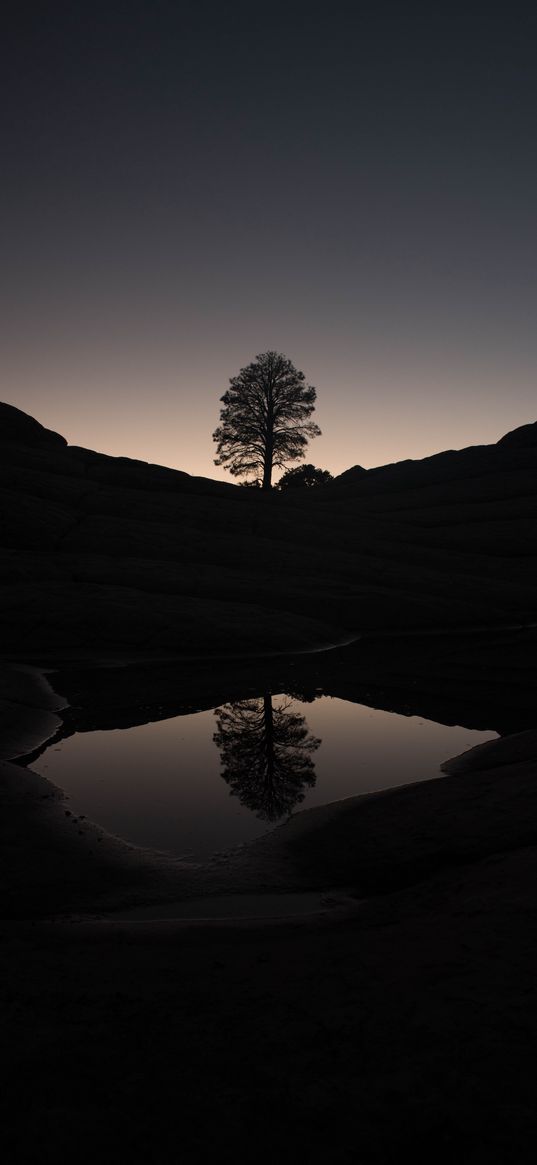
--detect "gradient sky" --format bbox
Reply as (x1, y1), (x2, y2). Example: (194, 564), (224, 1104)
(3, 1), (536, 479)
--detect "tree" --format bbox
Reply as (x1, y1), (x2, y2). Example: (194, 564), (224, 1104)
(213, 351), (321, 490)
(278, 463), (333, 490)
(213, 694), (320, 821)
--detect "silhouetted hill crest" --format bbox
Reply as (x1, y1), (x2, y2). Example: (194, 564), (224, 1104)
(0, 402), (238, 499)
(1, 402), (536, 654)
(65, 446), (238, 497)
(0, 402), (67, 450)
(498, 421), (537, 449)
(3, 402), (535, 499)
(331, 425), (537, 497)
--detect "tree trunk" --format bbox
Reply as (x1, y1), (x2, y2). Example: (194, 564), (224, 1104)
(262, 458), (272, 490)
(262, 383), (274, 489)
(263, 693), (274, 791)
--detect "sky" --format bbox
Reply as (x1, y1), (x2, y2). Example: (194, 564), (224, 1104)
(2, 1), (536, 479)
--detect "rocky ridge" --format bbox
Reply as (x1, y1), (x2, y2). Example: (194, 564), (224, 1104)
(1, 401), (536, 656)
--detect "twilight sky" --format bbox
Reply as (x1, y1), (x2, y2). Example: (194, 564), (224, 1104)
(2, 1), (536, 479)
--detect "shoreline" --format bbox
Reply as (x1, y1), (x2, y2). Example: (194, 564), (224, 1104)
(2, 653), (536, 924)
(2, 648), (537, 1161)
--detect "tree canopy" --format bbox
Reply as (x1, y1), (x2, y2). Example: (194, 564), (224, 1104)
(278, 464), (333, 490)
(213, 350), (321, 490)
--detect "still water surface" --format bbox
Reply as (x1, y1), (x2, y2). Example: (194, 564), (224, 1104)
(33, 694), (496, 859)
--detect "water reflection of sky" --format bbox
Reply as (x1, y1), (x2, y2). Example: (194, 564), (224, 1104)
(32, 695), (496, 859)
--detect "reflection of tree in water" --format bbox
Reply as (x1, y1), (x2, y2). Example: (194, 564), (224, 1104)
(213, 694), (320, 821)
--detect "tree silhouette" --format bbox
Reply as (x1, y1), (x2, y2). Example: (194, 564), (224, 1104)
(278, 463), (333, 489)
(213, 351), (321, 490)
(213, 694), (320, 821)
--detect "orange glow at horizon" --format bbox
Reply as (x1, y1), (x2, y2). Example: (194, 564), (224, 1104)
(4, 346), (536, 481)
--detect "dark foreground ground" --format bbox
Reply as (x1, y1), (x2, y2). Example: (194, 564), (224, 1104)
(3, 847), (537, 1165)
(2, 640), (537, 1164)
(2, 404), (537, 1161)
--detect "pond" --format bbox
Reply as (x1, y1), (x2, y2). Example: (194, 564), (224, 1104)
(33, 693), (496, 860)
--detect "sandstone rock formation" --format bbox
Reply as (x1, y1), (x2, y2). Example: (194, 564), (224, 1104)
(1, 402), (536, 656)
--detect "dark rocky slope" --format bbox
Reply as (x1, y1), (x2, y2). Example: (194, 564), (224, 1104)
(1, 401), (536, 656)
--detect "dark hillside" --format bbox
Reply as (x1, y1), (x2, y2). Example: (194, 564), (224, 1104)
(0, 401), (67, 450)
(1, 402), (536, 656)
